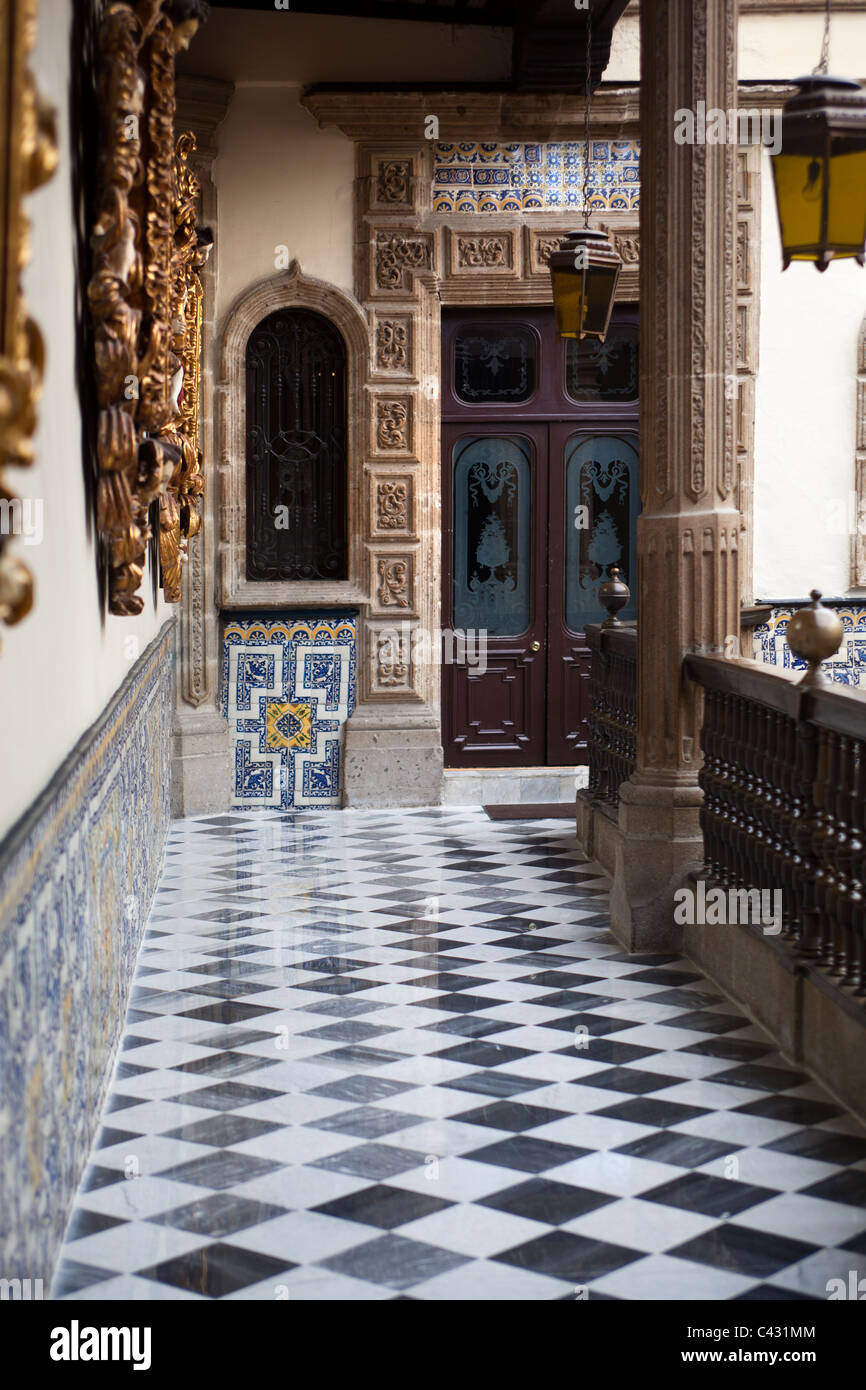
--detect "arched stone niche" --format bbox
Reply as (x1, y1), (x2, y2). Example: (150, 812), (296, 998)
(215, 258), (445, 808)
(217, 262), (370, 610)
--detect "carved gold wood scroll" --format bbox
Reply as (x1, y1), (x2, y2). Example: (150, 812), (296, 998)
(0, 0), (57, 642)
(158, 130), (209, 602)
(89, 0), (208, 616)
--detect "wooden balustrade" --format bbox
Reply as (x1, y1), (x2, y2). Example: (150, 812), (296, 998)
(585, 622), (637, 807)
(685, 654), (866, 1003)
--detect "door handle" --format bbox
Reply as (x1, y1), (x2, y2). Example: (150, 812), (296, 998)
(530, 640), (542, 652)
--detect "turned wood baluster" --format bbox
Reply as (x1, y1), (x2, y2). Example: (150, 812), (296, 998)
(828, 733), (851, 980)
(779, 713), (800, 940)
(587, 636), (598, 795)
(820, 731), (842, 968)
(612, 653), (625, 794)
(720, 691), (738, 888)
(768, 711), (786, 913)
(754, 704), (773, 893)
(725, 690), (741, 887)
(809, 728), (835, 961)
(849, 741), (866, 993)
(793, 719), (821, 955)
(713, 689), (727, 882)
(701, 689), (722, 881)
(740, 698), (758, 890)
(588, 635), (603, 797)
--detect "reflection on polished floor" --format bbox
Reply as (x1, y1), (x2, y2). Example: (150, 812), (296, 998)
(53, 809), (866, 1301)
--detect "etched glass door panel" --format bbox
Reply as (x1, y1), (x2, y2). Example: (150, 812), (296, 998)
(565, 323), (639, 403)
(453, 435), (532, 635)
(245, 308), (348, 581)
(565, 434), (639, 633)
(454, 326), (536, 404)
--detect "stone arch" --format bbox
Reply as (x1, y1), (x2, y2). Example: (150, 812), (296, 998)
(217, 260), (370, 608)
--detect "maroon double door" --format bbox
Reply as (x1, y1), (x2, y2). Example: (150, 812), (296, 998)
(441, 305), (640, 768)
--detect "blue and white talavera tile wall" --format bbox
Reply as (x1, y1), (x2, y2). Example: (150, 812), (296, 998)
(0, 624), (174, 1282)
(223, 614), (357, 809)
(754, 605), (866, 687)
(433, 139), (640, 214)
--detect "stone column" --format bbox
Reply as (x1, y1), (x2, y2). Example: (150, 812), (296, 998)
(341, 143), (445, 808)
(171, 77), (235, 816)
(610, 0), (741, 949)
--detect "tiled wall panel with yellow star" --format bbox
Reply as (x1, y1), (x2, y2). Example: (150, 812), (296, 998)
(222, 614), (357, 809)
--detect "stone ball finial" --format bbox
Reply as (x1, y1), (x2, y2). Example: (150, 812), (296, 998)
(599, 565), (630, 628)
(784, 589), (844, 686)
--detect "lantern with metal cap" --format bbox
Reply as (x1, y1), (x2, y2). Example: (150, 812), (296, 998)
(548, 5), (622, 342)
(549, 227), (623, 340)
(770, 3), (866, 271)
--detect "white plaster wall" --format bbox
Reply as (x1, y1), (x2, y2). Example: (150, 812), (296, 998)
(753, 152), (866, 599)
(214, 85), (355, 323)
(607, 3), (866, 84)
(739, 10), (866, 83)
(0, 1), (172, 840)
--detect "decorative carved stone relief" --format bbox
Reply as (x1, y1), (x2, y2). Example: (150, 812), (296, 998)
(374, 553), (412, 610)
(374, 230), (433, 293)
(0, 0), (57, 643)
(531, 235), (563, 270)
(457, 236), (510, 269)
(611, 232), (640, 264)
(376, 159), (412, 207)
(371, 625), (412, 695)
(375, 317), (411, 373)
(373, 396), (414, 456)
(372, 476), (412, 536)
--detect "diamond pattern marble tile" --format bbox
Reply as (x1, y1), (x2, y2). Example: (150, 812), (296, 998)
(52, 808), (866, 1300)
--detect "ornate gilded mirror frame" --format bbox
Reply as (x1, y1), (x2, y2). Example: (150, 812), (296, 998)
(89, 0), (210, 617)
(0, 0), (57, 642)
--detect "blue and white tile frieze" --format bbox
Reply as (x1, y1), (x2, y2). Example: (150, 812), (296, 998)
(754, 605), (866, 687)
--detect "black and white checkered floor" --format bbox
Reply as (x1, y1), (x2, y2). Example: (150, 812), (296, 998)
(52, 808), (866, 1301)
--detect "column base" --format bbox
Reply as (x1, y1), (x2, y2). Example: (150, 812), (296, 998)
(343, 705), (443, 808)
(609, 775), (705, 953)
(575, 789), (621, 878)
(171, 710), (233, 817)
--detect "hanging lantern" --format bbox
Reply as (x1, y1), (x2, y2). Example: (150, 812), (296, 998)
(549, 227), (623, 341)
(771, 2), (866, 272)
(771, 74), (866, 271)
(548, 6), (622, 341)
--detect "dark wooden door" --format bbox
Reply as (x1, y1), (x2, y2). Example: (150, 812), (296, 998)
(442, 306), (639, 769)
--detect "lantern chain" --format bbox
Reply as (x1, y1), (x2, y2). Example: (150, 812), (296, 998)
(813, 0), (831, 74)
